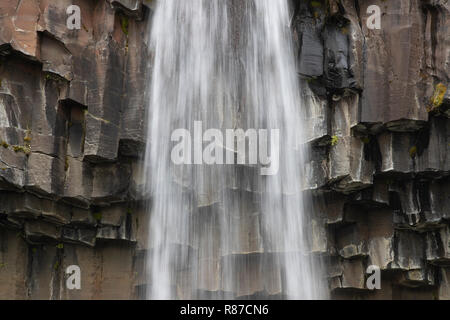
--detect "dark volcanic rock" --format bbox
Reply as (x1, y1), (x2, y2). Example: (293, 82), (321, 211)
(0, 0), (448, 300)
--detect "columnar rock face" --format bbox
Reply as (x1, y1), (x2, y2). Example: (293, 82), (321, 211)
(293, 0), (450, 300)
(0, 0), (449, 299)
(0, 0), (149, 299)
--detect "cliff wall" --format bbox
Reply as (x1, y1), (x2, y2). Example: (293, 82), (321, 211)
(0, 0), (448, 299)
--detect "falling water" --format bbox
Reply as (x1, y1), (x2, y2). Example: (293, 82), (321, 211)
(144, 0), (325, 299)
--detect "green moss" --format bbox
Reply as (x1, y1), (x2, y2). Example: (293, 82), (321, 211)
(330, 135), (339, 146)
(65, 156), (69, 171)
(53, 261), (60, 270)
(93, 212), (102, 222)
(361, 136), (370, 144)
(23, 131), (32, 143)
(56, 243), (64, 249)
(120, 16), (129, 35)
(409, 146), (417, 158)
(428, 83), (447, 112)
(44, 72), (64, 83)
(310, 0), (322, 7)
(12, 145), (31, 155)
(0, 262), (6, 268)
(0, 140), (9, 148)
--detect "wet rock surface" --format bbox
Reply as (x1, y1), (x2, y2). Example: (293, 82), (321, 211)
(0, 0), (448, 299)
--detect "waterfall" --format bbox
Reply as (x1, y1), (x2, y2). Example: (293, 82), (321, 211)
(144, 0), (325, 299)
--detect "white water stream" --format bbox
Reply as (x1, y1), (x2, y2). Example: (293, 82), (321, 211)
(144, 0), (325, 299)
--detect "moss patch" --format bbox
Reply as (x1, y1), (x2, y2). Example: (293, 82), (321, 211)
(12, 145), (31, 155)
(331, 135), (339, 146)
(361, 136), (370, 144)
(409, 146), (417, 158)
(427, 83), (447, 112)
(120, 16), (129, 35)
(93, 212), (102, 222)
